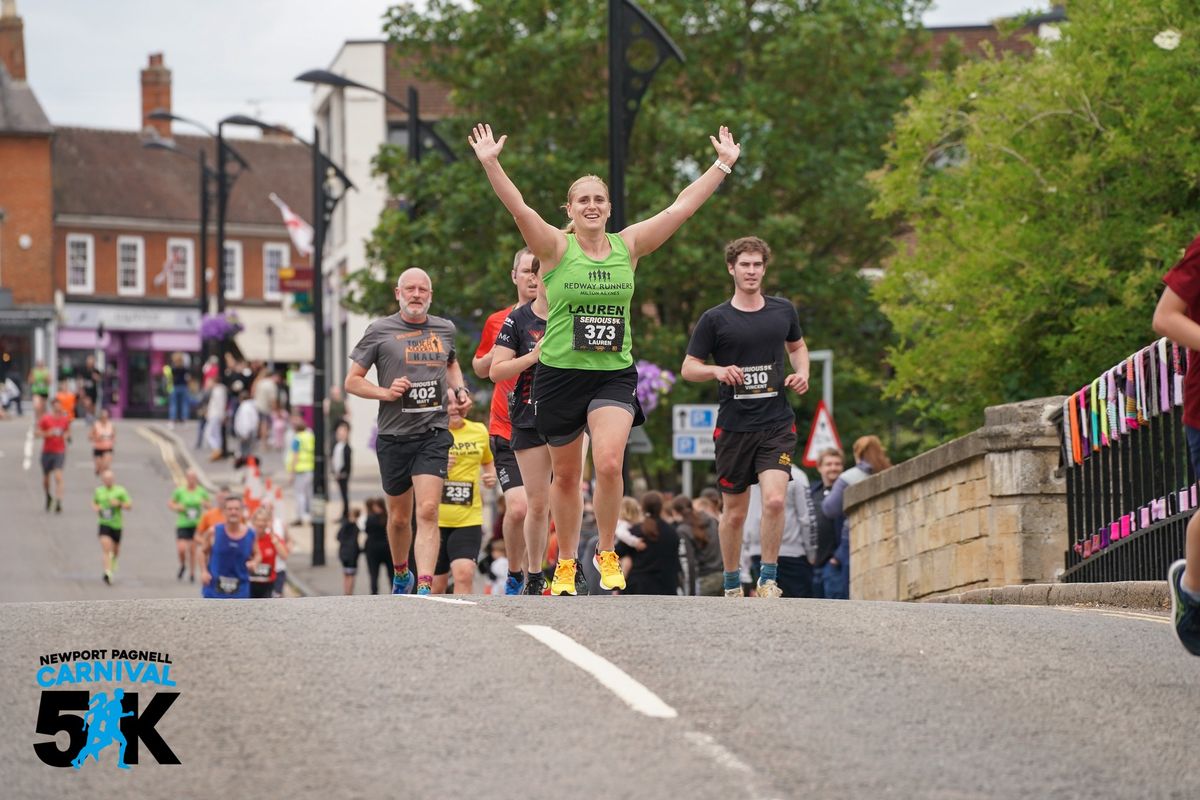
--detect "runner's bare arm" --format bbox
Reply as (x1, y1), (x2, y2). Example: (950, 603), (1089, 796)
(469, 123), (566, 269)
(489, 343), (540, 383)
(472, 352), (494, 380)
(273, 533), (290, 560)
(783, 338), (810, 394)
(680, 355), (744, 386)
(621, 126), (740, 262)
(1153, 287), (1200, 350)
(345, 362), (405, 402)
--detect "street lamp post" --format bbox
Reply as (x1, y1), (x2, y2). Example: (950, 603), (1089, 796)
(142, 138), (213, 321)
(607, 0), (684, 231)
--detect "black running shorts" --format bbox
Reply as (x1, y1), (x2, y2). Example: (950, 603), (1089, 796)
(713, 422), (797, 494)
(533, 364), (644, 444)
(490, 435), (524, 491)
(98, 525), (122, 543)
(436, 525), (484, 574)
(375, 429), (452, 497)
(176, 526), (197, 540)
(510, 425), (549, 452)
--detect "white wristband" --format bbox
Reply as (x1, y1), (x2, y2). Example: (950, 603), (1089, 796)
(713, 159), (732, 174)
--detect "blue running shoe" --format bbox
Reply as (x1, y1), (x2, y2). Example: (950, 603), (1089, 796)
(504, 574), (524, 595)
(416, 582), (432, 596)
(1167, 559), (1200, 656)
(392, 572), (413, 595)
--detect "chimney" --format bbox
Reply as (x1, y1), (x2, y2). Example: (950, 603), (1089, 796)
(0, 0), (26, 81)
(141, 52), (172, 138)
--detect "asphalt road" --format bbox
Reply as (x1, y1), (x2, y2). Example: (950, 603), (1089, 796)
(0, 418), (1197, 798)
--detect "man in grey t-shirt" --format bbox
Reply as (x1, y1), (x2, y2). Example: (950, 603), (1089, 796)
(346, 267), (472, 595)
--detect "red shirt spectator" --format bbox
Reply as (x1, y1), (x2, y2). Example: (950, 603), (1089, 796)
(475, 305), (516, 440)
(1162, 232), (1200, 426)
(39, 412), (70, 454)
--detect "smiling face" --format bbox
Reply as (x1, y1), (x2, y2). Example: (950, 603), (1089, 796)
(395, 268), (433, 321)
(566, 177), (610, 233)
(728, 248), (767, 294)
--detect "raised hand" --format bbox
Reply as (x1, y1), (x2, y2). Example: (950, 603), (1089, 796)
(468, 123), (507, 163)
(709, 125), (741, 167)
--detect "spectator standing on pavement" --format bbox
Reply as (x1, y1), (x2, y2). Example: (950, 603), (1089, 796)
(331, 421), (353, 521)
(92, 469), (132, 585)
(363, 497), (392, 594)
(746, 465), (818, 597)
(167, 353), (190, 428)
(88, 407), (115, 475)
(1152, 242), (1200, 655)
(616, 491), (680, 595)
(37, 396), (71, 514)
(287, 415), (316, 526)
(233, 390), (259, 467)
(822, 435), (891, 600)
(200, 495), (257, 600)
(326, 385), (349, 431)
(673, 495), (723, 596)
(168, 469), (210, 583)
(338, 507), (363, 595)
(203, 374), (228, 462)
(808, 448), (844, 600)
(681, 236), (810, 599)
(344, 267), (473, 595)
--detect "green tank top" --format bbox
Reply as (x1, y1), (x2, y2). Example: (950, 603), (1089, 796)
(540, 233), (635, 371)
(31, 368), (49, 394)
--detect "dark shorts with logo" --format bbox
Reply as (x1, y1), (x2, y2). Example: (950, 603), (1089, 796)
(176, 526), (197, 541)
(376, 428), (452, 497)
(98, 525), (122, 543)
(533, 364), (644, 445)
(713, 422), (797, 494)
(436, 524), (484, 574)
(490, 435), (524, 491)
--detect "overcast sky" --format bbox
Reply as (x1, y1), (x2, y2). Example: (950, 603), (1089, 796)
(21, 1), (1049, 138)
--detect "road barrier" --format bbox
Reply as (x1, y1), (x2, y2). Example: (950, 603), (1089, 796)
(1057, 338), (1191, 582)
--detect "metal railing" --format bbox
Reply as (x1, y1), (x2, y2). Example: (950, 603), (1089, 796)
(1058, 338), (1192, 582)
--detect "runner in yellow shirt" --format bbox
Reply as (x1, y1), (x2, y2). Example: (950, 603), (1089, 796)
(433, 404), (496, 594)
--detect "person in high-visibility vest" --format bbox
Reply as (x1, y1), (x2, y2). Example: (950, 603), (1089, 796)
(286, 415), (316, 525)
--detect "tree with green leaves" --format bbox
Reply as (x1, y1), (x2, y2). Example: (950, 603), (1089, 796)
(354, 0), (933, 483)
(872, 0), (1200, 436)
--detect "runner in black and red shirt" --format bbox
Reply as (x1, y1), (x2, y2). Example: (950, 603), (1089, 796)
(682, 236), (810, 599)
(37, 396), (72, 514)
(471, 248), (539, 594)
(490, 263), (552, 594)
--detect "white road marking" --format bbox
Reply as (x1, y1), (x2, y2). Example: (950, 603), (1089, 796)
(684, 731), (783, 800)
(136, 427), (185, 485)
(517, 624), (678, 719)
(394, 594), (477, 606)
(22, 426), (33, 471)
(1054, 606), (1171, 625)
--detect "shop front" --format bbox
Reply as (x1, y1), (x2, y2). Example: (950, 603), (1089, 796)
(58, 303), (201, 419)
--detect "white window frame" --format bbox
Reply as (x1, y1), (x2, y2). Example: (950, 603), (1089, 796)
(165, 237), (195, 299)
(65, 233), (95, 295)
(263, 242), (289, 302)
(116, 235), (145, 297)
(223, 240), (244, 301)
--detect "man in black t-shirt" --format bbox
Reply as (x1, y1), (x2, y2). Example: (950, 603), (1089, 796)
(681, 236), (810, 599)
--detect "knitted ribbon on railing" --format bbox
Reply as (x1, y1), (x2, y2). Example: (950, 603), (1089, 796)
(1107, 368), (1119, 442)
(1098, 374), (1109, 446)
(1124, 357), (1138, 430)
(1147, 344), (1157, 420)
(1090, 378), (1101, 446)
(1079, 386), (1091, 460)
(1062, 396), (1073, 465)
(1136, 347), (1147, 425)
(1070, 391), (1083, 464)
(1114, 365), (1127, 437)
(1173, 341), (1185, 406)
(1159, 338), (1170, 414)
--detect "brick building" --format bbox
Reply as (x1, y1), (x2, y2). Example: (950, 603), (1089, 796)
(0, 0), (313, 417)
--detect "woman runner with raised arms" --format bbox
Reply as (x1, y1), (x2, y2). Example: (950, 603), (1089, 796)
(469, 122), (740, 595)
